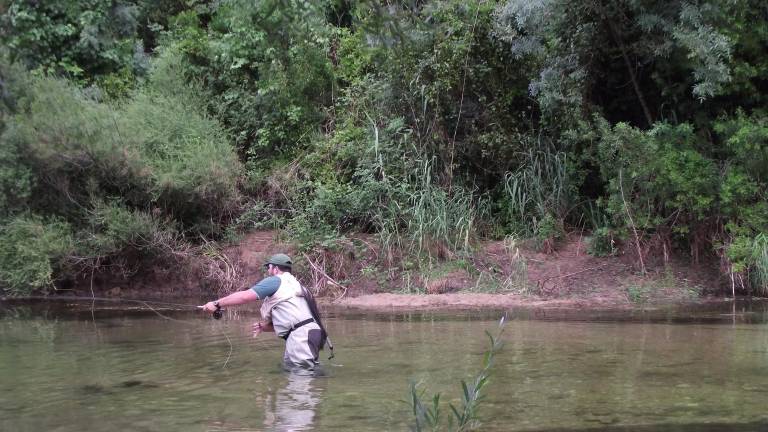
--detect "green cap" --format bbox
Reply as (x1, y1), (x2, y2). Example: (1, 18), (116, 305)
(265, 253), (292, 268)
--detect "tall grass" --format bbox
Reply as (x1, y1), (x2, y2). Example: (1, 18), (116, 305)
(406, 161), (476, 256)
(502, 148), (573, 235)
(751, 233), (768, 296)
(376, 159), (482, 267)
(408, 315), (506, 432)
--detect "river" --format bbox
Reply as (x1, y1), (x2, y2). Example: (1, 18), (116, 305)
(1, 299), (767, 431)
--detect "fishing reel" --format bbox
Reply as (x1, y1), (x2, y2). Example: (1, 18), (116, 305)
(213, 302), (223, 320)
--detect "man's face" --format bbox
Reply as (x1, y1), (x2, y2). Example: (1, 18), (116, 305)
(266, 264), (277, 276)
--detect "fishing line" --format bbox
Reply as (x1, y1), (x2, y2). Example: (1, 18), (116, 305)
(135, 300), (195, 325)
(9, 295), (207, 309)
(218, 320), (234, 369)
(4, 294), (236, 368)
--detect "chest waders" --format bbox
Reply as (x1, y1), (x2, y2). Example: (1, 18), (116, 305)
(300, 285), (334, 360)
(261, 273), (334, 361)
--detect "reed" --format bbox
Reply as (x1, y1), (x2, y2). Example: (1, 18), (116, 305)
(751, 233), (768, 296)
(407, 315), (506, 431)
(503, 148), (573, 235)
(376, 159), (481, 268)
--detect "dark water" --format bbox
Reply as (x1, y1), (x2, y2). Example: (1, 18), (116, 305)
(1, 299), (768, 431)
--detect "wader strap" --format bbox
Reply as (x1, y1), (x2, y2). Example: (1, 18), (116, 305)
(279, 318), (315, 340)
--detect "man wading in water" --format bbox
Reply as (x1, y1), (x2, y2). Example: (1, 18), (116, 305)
(200, 254), (331, 370)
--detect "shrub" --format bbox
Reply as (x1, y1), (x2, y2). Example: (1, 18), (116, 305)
(83, 199), (182, 260)
(587, 227), (618, 257)
(2, 71), (241, 235)
(121, 89), (242, 231)
(0, 132), (32, 217)
(1, 1), (143, 83)
(0, 214), (74, 296)
(596, 120), (720, 260)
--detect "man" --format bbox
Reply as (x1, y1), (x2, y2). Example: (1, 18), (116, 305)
(200, 253), (327, 370)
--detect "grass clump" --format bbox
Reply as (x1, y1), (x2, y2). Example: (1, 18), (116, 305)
(587, 227), (618, 257)
(625, 269), (703, 304)
(750, 233), (768, 296)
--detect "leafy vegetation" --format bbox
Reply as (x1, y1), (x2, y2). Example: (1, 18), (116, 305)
(408, 315), (506, 431)
(0, 214), (74, 295)
(1, 0), (768, 296)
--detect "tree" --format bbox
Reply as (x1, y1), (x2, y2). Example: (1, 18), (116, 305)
(494, 0), (736, 129)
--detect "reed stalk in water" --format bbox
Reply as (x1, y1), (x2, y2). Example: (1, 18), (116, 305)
(408, 315), (506, 432)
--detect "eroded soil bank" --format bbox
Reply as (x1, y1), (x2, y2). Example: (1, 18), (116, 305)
(66, 230), (728, 311)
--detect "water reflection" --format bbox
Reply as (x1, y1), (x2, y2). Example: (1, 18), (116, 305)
(262, 371), (324, 432)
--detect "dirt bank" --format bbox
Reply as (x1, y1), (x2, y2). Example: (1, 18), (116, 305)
(332, 292), (637, 311)
(72, 230), (725, 311)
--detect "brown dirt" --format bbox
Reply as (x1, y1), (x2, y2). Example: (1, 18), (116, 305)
(71, 230), (725, 311)
(334, 232), (724, 311)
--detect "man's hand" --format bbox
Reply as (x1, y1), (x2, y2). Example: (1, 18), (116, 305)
(252, 321), (264, 338)
(198, 301), (218, 312)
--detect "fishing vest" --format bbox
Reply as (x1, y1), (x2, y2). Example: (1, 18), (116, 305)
(259, 272), (308, 332)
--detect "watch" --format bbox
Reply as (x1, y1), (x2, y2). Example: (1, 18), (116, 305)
(213, 301), (220, 308)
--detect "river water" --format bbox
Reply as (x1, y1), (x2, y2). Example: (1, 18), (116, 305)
(1, 299), (768, 431)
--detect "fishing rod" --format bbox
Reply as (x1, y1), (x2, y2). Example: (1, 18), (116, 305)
(1, 295), (225, 319)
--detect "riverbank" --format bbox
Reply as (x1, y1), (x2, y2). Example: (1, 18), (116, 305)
(64, 230), (726, 311)
(333, 292), (637, 311)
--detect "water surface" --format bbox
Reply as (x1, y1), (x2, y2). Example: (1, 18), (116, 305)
(1, 299), (767, 431)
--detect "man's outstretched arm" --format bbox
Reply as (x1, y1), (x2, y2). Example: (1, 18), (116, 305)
(199, 289), (259, 312)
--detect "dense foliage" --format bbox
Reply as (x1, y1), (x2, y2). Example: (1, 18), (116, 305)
(1, 0), (767, 295)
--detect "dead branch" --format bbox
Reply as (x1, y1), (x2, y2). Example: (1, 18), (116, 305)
(619, 169), (646, 274)
(302, 252), (348, 302)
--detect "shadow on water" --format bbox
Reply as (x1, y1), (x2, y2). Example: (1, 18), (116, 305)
(78, 380), (159, 396)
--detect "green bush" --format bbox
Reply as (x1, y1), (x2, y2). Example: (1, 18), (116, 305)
(83, 199), (181, 259)
(587, 227), (618, 257)
(0, 214), (74, 296)
(1, 1), (143, 84)
(3, 76), (148, 210)
(121, 89), (242, 230)
(0, 128), (32, 217)
(2, 71), (241, 235)
(714, 111), (768, 182)
(167, 1), (334, 169)
(596, 120), (719, 245)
